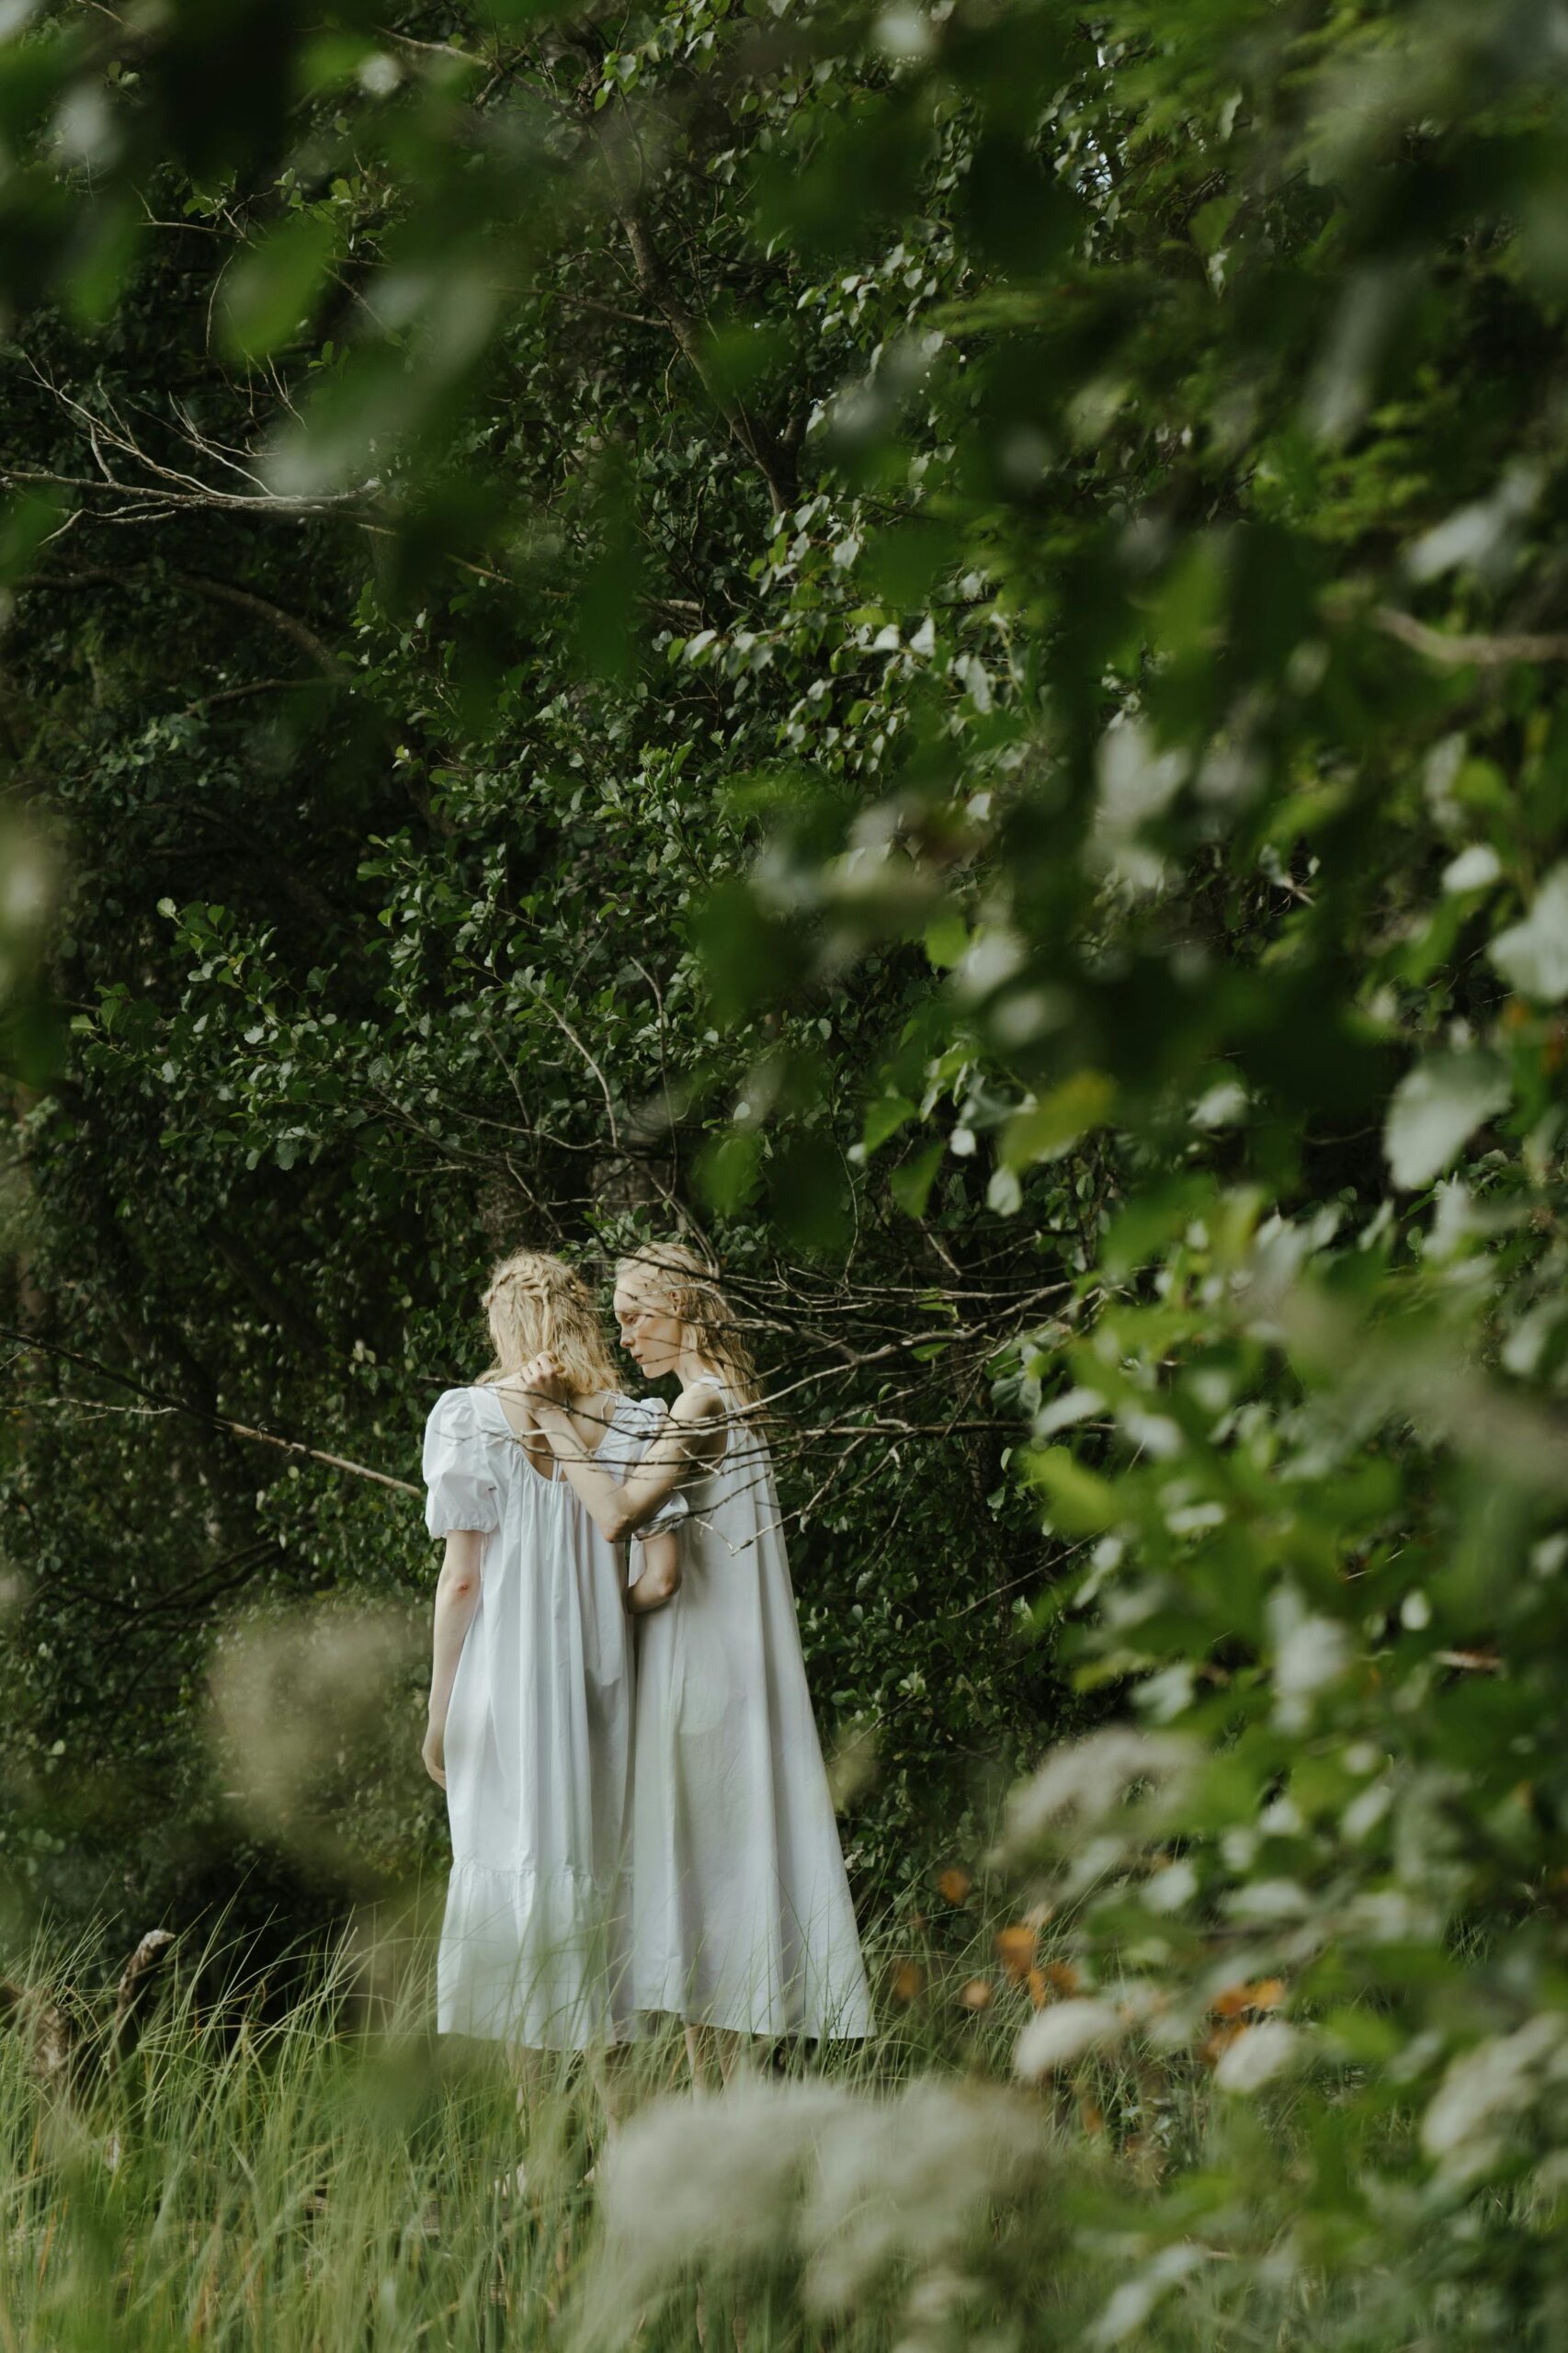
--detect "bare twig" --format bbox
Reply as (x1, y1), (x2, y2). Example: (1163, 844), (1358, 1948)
(37, 563), (346, 679)
(1373, 606), (1568, 666)
(1, 1325), (419, 1496)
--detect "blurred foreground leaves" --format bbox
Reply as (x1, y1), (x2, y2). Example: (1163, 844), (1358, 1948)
(4, 0), (1568, 2339)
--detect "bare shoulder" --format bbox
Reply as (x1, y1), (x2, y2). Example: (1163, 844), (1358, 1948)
(489, 1375), (539, 1438)
(671, 1381), (725, 1426)
(669, 1380), (732, 1465)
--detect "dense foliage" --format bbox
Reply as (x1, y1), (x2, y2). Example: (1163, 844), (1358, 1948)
(1, 2), (1065, 1925)
(6, 0), (1568, 2340)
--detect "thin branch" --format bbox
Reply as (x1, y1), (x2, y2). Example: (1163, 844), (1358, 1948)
(518, 975), (624, 1158)
(2, 1326), (419, 1496)
(182, 677), (321, 714)
(1373, 606), (1568, 666)
(35, 563), (346, 680)
(590, 108), (798, 517)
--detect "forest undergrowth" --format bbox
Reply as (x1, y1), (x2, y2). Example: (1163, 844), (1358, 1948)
(0, 1909), (1499, 2353)
(8, 2), (1568, 2345)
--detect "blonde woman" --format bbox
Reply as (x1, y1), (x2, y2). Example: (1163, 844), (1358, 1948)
(525, 1243), (871, 2066)
(421, 1247), (683, 2058)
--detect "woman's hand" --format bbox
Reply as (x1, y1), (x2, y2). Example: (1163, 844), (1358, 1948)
(422, 1713), (448, 1790)
(521, 1350), (568, 1406)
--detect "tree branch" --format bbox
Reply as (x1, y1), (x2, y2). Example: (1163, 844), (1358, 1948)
(0, 1325), (419, 1496)
(590, 112), (798, 516)
(1373, 605), (1568, 666)
(33, 563), (346, 680)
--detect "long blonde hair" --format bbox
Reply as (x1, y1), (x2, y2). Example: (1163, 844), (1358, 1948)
(616, 1241), (764, 1410)
(482, 1248), (619, 1401)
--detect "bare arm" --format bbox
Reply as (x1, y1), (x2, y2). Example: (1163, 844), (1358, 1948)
(523, 1357), (725, 1540)
(627, 1526), (682, 1615)
(423, 1529), (484, 1788)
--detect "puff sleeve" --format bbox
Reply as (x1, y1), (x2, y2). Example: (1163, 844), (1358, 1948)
(422, 1388), (502, 1539)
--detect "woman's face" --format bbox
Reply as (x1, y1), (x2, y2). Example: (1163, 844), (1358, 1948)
(613, 1276), (684, 1380)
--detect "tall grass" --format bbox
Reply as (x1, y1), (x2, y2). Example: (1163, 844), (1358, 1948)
(0, 1914), (1501, 2352)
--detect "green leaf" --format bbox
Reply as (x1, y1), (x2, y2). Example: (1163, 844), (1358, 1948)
(219, 211), (336, 360)
(1191, 195), (1240, 255)
(924, 913), (968, 971)
(1103, 1177), (1214, 1277)
(768, 1131), (852, 1254)
(861, 1093), (917, 1156)
(1001, 1074), (1116, 1169)
(1383, 1050), (1510, 1192)
(1023, 1447), (1119, 1534)
(0, 489), (69, 588)
(861, 518), (961, 607)
(696, 1129), (763, 1213)
(889, 1142), (943, 1218)
(987, 1164), (1023, 1215)
(693, 882), (801, 1026)
(1490, 865), (1568, 1002)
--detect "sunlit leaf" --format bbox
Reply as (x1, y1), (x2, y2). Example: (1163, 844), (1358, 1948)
(1491, 864), (1568, 1003)
(1383, 1049), (1510, 1191)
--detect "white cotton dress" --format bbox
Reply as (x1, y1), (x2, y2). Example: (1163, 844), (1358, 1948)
(623, 1376), (872, 2039)
(423, 1384), (684, 2052)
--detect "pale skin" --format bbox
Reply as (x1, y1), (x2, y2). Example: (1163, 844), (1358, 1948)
(526, 1272), (753, 2089)
(422, 1370), (682, 1786)
(519, 1271), (729, 1540)
(422, 1526), (483, 1789)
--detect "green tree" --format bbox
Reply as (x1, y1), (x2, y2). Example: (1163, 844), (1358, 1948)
(6, 0), (1568, 2334)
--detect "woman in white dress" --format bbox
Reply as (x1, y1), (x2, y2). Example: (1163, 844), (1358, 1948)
(420, 1247), (684, 2060)
(524, 1243), (872, 2073)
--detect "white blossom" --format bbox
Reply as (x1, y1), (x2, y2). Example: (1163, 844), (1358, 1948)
(1015, 1999), (1126, 2081)
(596, 2082), (849, 2307)
(801, 2084), (1042, 2312)
(1269, 1584), (1352, 1731)
(1421, 2015), (1568, 2168)
(998, 1729), (1195, 1862)
(593, 2076), (1049, 2328)
(1214, 2020), (1302, 2095)
(1091, 2243), (1210, 2345)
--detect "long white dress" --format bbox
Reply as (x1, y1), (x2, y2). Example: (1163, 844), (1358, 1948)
(624, 1376), (872, 2039)
(423, 1384), (684, 2051)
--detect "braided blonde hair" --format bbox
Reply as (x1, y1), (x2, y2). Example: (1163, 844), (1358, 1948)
(616, 1241), (764, 1411)
(482, 1248), (619, 1400)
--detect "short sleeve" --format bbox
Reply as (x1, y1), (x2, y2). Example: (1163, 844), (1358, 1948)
(422, 1389), (502, 1539)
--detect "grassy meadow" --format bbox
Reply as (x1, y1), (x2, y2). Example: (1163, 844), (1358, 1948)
(0, 1908), (1502, 2353)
